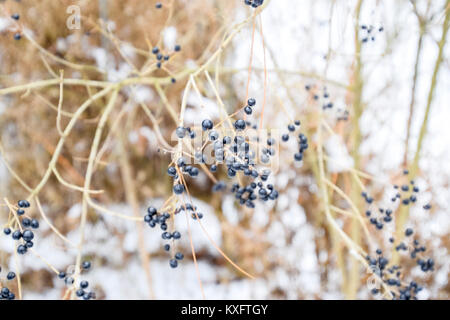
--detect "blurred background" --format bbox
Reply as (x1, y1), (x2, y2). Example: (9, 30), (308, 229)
(0, 0), (449, 299)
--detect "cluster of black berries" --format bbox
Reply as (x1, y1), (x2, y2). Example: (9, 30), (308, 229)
(305, 84), (320, 102)
(362, 171), (431, 230)
(244, 0), (264, 8)
(367, 227), (434, 300)
(176, 126), (196, 139)
(362, 171), (435, 299)
(174, 202), (204, 220)
(0, 266), (17, 300)
(75, 279), (95, 300)
(366, 249), (425, 300)
(390, 171), (425, 206)
(3, 200), (39, 255)
(360, 24), (384, 43)
(168, 162), (190, 196)
(394, 229), (434, 272)
(336, 109), (349, 121)
(202, 99), (284, 208)
(361, 191), (387, 231)
(226, 167), (278, 208)
(149, 97), (309, 266)
(144, 206), (184, 268)
(365, 206), (393, 230)
(305, 84), (348, 121)
(8, 12), (22, 40)
(281, 121), (308, 163)
(165, 135), (204, 197)
(305, 84), (331, 106)
(174, 98), (307, 210)
(244, 98), (256, 115)
(151, 45), (179, 69)
(231, 179), (278, 209)
(58, 261), (95, 300)
(315, 86), (334, 110)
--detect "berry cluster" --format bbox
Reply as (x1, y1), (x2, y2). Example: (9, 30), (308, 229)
(174, 98), (283, 204)
(201, 98), (286, 208)
(305, 84), (348, 121)
(146, 97), (310, 267)
(362, 171), (435, 299)
(75, 280), (95, 300)
(144, 207), (184, 268)
(244, 0), (264, 8)
(149, 6), (181, 74)
(281, 121), (308, 163)
(4, 11), (22, 40)
(367, 227), (434, 300)
(175, 203), (204, 220)
(363, 170), (431, 231)
(3, 200), (39, 255)
(366, 248), (425, 300)
(58, 261), (95, 300)
(0, 267), (17, 300)
(390, 171), (425, 207)
(151, 44), (180, 69)
(360, 24), (384, 43)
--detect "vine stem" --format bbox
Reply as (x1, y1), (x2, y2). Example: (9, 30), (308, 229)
(72, 87), (120, 298)
(394, 0), (450, 263)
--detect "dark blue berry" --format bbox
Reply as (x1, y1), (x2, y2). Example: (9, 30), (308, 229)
(173, 184), (185, 194)
(234, 119), (246, 131)
(22, 230), (34, 241)
(22, 218), (31, 227)
(202, 119), (213, 131)
(294, 153), (303, 161)
(17, 244), (27, 254)
(76, 289), (85, 297)
(18, 200), (30, 208)
(167, 166), (177, 177)
(169, 259), (178, 268)
(12, 231), (22, 240)
(175, 252), (184, 260)
(176, 127), (186, 138)
(172, 231), (181, 239)
(30, 219), (39, 229)
(82, 261), (91, 270)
